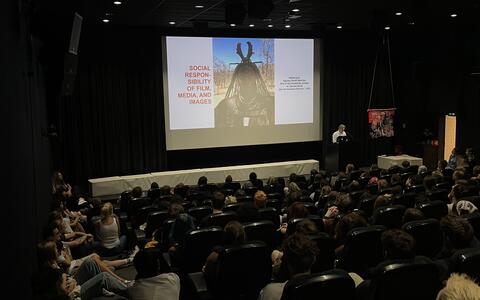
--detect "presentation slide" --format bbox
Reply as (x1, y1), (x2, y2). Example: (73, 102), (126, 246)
(163, 36), (321, 150)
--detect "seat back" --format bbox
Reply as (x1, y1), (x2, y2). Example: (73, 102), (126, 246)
(451, 247), (480, 281)
(435, 182), (452, 190)
(205, 211), (238, 228)
(342, 225), (386, 274)
(188, 206), (213, 224)
(244, 186), (258, 196)
(358, 196), (376, 218)
(258, 207), (280, 227)
(160, 218), (176, 251)
(461, 212), (480, 240)
(145, 210), (169, 237)
(183, 226), (224, 272)
(309, 233), (336, 272)
(280, 269), (355, 300)
(427, 189), (449, 202)
(373, 205), (406, 228)
(266, 198), (282, 211)
(243, 220), (276, 250)
(133, 204), (155, 228)
(223, 203), (243, 212)
(393, 192), (416, 208)
(214, 242), (271, 299)
(402, 219), (443, 258)
(373, 261), (440, 300)
(418, 200), (448, 219)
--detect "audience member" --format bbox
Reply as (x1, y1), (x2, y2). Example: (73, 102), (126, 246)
(334, 212), (368, 255)
(131, 186), (143, 199)
(129, 249), (180, 300)
(402, 208), (425, 225)
(93, 202), (127, 257)
(436, 273), (480, 300)
(254, 191), (268, 209)
(438, 215), (479, 258)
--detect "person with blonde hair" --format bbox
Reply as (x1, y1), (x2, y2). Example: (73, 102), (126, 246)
(436, 273), (480, 300)
(93, 202), (127, 256)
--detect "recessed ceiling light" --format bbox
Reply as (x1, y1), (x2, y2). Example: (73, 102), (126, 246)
(450, 13), (458, 18)
(395, 12), (402, 16)
(113, 1), (122, 5)
(230, 23), (236, 27)
(285, 24), (291, 28)
(268, 24), (273, 28)
(408, 21), (415, 25)
(337, 25), (343, 29)
(249, 24), (255, 27)
(102, 19), (110, 23)
(195, 5), (204, 9)
(384, 26), (391, 30)
(292, 8), (300, 12)
(169, 21), (176, 25)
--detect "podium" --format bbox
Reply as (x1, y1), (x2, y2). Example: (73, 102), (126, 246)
(325, 141), (358, 173)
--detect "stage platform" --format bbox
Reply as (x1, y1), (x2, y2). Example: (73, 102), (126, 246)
(88, 159), (319, 197)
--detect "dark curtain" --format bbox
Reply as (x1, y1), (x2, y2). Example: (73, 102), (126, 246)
(56, 28), (166, 185)
(323, 32), (395, 168)
(2, 0), (53, 298)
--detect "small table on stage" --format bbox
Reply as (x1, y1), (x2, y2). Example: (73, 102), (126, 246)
(377, 154), (423, 170)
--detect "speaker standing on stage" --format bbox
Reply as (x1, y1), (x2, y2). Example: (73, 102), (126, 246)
(332, 124), (347, 143)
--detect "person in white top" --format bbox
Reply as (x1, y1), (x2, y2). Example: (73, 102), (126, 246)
(129, 249), (181, 300)
(94, 202), (127, 256)
(332, 124), (347, 143)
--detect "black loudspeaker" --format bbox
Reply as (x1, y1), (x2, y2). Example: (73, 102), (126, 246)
(248, 0), (274, 19)
(61, 13), (82, 96)
(225, 0), (246, 25)
(61, 53), (78, 96)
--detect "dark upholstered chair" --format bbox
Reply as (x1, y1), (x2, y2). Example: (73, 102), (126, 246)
(371, 261), (440, 300)
(280, 269), (355, 300)
(204, 211), (238, 228)
(417, 200), (448, 220)
(451, 247), (480, 281)
(402, 218), (443, 258)
(372, 205), (406, 229)
(338, 225), (386, 274)
(258, 207), (280, 227)
(243, 220), (276, 250)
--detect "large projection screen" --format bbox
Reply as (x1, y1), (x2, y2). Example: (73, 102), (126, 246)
(163, 36), (322, 150)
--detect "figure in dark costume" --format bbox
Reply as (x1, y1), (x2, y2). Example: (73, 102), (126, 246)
(215, 42), (274, 127)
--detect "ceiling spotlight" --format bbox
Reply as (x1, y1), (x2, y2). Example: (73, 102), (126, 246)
(230, 23), (236, 27)
(384, 26), (391, 30)
(450, 13), (457, 18)
(408, 21), (415, 25)
(113, 1), (122, 5)
(268, 24), (273, 28)
(249, 24), (255, 27)
(395, 12), (402, 16)
(195, 5), (204, 9)
(169, 21), (176, 25)
(102, 18), (110, 23)
(336, 24), (343, 29)
(292, 8), (300, 12)
(285, 24), (291, 28)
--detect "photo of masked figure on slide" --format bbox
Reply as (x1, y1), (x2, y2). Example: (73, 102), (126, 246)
(214, 42), (274, 127)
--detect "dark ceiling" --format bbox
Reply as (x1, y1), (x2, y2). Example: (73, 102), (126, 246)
(33, 0), (480, 33)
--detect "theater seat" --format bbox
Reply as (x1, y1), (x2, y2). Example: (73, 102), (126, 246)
(372, 205), (406, 229)
(393, 192), (416, 208)
(280, 269), (355, 300)
(338, 225), (386, 275)
(188, 241), (271, 300)
(223, 203), (243, 212)
(204, 211), (238, 228)
(371, 261), (440, 300)
(182, 226), (224, 272)
(417, 200), (448, 220)
(402, 219), (443, 258)
(144, 210), (169, 238)
(258, 207), (280, 227)
(451, 247), (480, 281)
(358, 196), (376, 218)
(309, 232), (335, 272)
(188, 206), (213, 224)
(427, 189), (449, 202)
(461, 212), (480, 240)
(243, 220), (275, 250)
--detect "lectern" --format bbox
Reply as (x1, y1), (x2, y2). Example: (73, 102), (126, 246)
(325, 141), (358, 173)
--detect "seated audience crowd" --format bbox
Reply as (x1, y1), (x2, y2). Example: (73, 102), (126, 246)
(32, 149), (480, 299)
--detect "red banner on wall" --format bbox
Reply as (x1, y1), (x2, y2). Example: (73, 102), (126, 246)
(368, 108), (396, 139)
